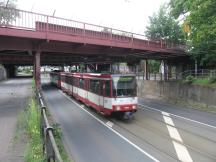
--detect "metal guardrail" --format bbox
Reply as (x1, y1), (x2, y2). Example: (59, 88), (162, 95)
(0, 6), (183, 49)
(180, 69), (216, 79)
(136, 72), (179, 81)
(35, 88), (63, 162)
(136, 69), (216, 81)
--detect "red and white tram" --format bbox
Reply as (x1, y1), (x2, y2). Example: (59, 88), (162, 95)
(50, 71), (137, 119)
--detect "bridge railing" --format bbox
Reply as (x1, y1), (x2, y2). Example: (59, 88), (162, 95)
(35, 88), (63, 162)
(0, 6), (183, 50)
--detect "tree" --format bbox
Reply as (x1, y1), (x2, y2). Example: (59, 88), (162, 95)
(0, 0), (19, 25)
(145, 3), (184, 45)
(148, 60), (161, 73)
(170, 0), (216, 66)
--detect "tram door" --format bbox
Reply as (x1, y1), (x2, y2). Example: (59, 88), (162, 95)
(99, 80), (104, 108)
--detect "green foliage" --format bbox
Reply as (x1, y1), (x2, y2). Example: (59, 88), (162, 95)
(25, 99), (45, 162)
(79, 64), (85, 72)
(169, 0), (216, 66)
(0, 0), (19, 25)
(193, 78), (209, 85)
(208, 76), (216, 84)
(145, 3), (185, 45)
(148, 60), (161, 73)
(183, 75), (195, 84)
(52, 123), (71, 162)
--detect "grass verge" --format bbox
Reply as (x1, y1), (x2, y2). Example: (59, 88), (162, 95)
(23, 97), (71, 161)
(52, 123), (71, 162)
(24, 98), (45, 162)
(192, 79), (216, 87)
(15, 80), (71, 162)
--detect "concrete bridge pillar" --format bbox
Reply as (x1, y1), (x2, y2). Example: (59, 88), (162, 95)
(4, 65), (16, 78)
(34, 51), (41, 88)
(163, 60), (168, 81)
(0, 65), (7, 80)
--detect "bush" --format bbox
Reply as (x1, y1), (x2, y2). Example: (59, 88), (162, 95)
(183, 75), (195, 84)
(208, 76), (216, 84)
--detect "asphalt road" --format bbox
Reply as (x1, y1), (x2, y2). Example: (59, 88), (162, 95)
(42, 83), (216, 162)
(0, 78), (32, 162)
(138, 98), (216, 127)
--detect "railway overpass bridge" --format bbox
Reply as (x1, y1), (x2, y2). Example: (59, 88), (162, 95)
(0, 6), (187, 86)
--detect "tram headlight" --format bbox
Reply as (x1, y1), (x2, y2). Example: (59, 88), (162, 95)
(132, 105), (136, 109)
(116, 106), (121, 111)
(114, 106), (121, 111)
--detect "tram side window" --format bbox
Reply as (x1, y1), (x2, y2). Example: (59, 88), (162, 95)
(85, 79), (89, 90)
(65, 76), (68, 84)
(73, 78), (78, 87)
(72, 77), (76, 86)
(90, 80), (99, 94)
(66, 76), (70, 84)
(100, 81), (103, 95)
(105, 80), (111, 97)
(79, 78), (84, 89)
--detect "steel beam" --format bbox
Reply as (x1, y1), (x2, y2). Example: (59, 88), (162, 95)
(35, 51), (41, 88)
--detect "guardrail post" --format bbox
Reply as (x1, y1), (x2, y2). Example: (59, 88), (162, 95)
(45, 127), (55, 162)
(40, 106), (46, 153)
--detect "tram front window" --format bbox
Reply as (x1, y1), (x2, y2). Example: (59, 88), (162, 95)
(112, 76), (136, 97)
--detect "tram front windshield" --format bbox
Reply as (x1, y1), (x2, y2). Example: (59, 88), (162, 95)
(112, 76), (136, 97)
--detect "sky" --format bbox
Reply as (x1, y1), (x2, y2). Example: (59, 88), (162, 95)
(16, 0), (169, 35)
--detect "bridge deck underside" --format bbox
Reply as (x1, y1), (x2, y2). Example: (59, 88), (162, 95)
(0, 34), (186, 66)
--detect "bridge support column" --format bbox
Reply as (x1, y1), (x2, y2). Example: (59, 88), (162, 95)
(34, 51), (41, 88)
(4, 65), (16, 78)
(145, 60), (149, 80)
(163, 60), (168, 81)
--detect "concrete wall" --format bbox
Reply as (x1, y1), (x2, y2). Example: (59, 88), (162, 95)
(137, 80), (216, 106)
(0, 66), (7, 81)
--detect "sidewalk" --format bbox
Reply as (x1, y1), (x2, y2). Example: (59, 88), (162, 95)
(0, 78), (32, 162)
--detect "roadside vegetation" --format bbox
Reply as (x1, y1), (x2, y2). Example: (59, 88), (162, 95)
(182, 75), (216, 88)
(24, 98), (45, 162)
(15, 81), (71, 162)
(52, 123), (71, 162)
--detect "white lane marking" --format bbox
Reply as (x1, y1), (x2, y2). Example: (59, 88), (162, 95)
(138, 104), (216, 129)
(166, 125), (182, 143)
(162, 113), (193, 162)
(162, 111), (170, 117)
(163, 115), (174, 126)
(60, 91), (159, 162)
(173, 141), (193, 162)
(106, 121), (114, 128)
